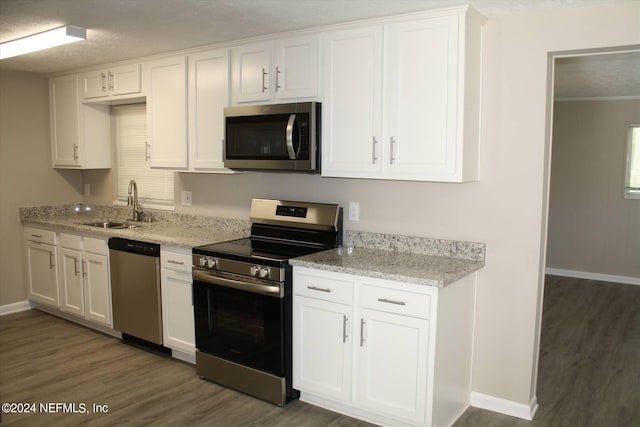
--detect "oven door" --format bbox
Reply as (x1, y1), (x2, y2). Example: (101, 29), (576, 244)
(193, 268), (285, 377)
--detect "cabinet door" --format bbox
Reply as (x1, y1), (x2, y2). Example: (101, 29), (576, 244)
(357, 308), (429, 424)
(80, 70), (108, 99)
(110, 64), (141, 96)
(274, 35), (318, 99)
(231, 41), (273, 103)
(293, 295), (352, 402)
(188, 49), (230, 170)
(145, 56), (188, 168)
(161, 269), (195, 354)
(50, 74), (81, 167)
(384, 16), (460, 179)
(59, 247), (84, 316)
(321, 27), (383, 177)
(83, 252), (111, 326)
(26, 242), (59, 307)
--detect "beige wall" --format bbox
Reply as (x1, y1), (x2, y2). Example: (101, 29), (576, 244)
(7, 0), (640, 412)
(0, 69), (83, 306)
(548, 100), (640, 278)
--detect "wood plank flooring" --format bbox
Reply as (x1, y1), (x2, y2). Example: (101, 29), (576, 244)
(1, 275), (639, 426)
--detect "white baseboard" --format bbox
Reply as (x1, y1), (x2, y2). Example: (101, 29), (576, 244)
(0, 300), (33, 316)
(545, 268), (640, 286)
(470, 392), (538, 420)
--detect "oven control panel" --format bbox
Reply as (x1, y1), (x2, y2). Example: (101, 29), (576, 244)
(193, 254), (284, 283)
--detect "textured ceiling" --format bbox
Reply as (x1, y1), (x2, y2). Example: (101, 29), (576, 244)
(0, 0), (637, 98)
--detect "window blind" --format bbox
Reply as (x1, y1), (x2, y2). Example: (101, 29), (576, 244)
(114, 104), (174, 205)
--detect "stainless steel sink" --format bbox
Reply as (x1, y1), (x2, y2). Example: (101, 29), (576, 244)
(81, 220), (141, 229)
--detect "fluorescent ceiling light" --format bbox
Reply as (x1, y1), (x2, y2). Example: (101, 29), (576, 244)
(0, 25), (86, 60)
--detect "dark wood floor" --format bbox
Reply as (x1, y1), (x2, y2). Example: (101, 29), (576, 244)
(1, 275), (638, 426)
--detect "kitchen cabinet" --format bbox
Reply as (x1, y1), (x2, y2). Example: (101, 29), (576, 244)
(160, 246), (195, 362)
(80, 63), (141, 100)
(293, 266), (476, 427)
(231, 35), (318, 104)
(24, 227), (59, 308)
(49, 74), (111, 169)
(187, 48), (234, 172)
(143, 56), (188, 169)
(58, 233), (112, 326)
(321, 7), (484, 182)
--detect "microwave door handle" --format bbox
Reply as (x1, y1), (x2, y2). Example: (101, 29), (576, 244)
(286, 114), (297, 159)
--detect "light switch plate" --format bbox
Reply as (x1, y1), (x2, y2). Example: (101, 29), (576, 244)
(181, 190), (192, 206)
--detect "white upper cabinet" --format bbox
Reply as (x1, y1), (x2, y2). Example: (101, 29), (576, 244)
(187, 48), (233, 172)
(321, 26), (384, 175)
(50, 74), (111, 169)
(321, 8), (484, 182)
(231, 35), (319, 104)
(143, 55), (188, 169)
(80, 63), (141, 100)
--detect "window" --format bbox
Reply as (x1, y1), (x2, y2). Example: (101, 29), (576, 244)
(625, 125), (640, 199)
(114, 104), (174, 205)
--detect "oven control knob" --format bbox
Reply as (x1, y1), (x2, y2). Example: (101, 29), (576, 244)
(250, 265), (259, 276)
(258, 267), (269, 278)
(206, 258), (217, 269)
(199, 257), (208, 267)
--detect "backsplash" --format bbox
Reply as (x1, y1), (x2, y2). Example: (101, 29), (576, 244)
(346, 230), (485, 262)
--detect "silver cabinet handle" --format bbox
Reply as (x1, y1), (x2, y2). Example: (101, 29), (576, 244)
(73, 144), (79, 161)
(372, 137), (378, 164)
(360, 318), (366, 347)
(49, 252), (55, 270)
(275, 66), (281, 91)
(343, 315), (348, 343)
(390, 136), (396, 164)
(31, 234), (43, 239)
(82, 260), (87, 277)
(74, 258), (79, 276)
(108, 71), (114, 90)
(101, 72), (107, 92)
(307, 285), (331, 293)
(262, 68), (267, 93)
(378, 297), (406, 306)
(286, 114), (297, 159)
(145, 142), (150, 161)
(168, 260), (185, 265)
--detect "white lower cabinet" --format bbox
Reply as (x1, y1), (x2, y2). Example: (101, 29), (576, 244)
(24, 227), (60, 307)
(160, 246), (195, 362)
(293, 266), (475, 427)
(58, 233), (112, 326)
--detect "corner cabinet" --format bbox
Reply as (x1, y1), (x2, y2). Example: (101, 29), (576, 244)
(143, 56), (188, 169)
(49, 74), (111, 169)
(293, 266), (476, 427)
(321, 7), (484, 182)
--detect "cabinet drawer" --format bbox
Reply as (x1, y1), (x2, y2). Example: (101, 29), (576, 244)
(161, 250), (191, 273)
(361, 284), (431, 319)
(24, 227), (57, 245)
(59, 233), (82, 249)
(84, 237), (108, 255)
(294, 270), (353, 305)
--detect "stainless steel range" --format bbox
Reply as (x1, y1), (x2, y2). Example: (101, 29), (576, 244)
(192, 198), (342, 406)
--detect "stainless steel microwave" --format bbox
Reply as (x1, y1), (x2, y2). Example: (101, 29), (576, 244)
(223, 102), (320, 172)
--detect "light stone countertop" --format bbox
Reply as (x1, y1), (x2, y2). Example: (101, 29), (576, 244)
(290, 248), (484, 287)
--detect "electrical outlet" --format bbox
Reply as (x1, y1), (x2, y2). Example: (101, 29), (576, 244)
(348, 202), (360, 221)
(84, 184), (91, 197)
(181, 190), (192, 206)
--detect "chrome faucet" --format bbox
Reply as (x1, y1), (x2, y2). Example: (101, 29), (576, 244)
(127, 180), (144, 222)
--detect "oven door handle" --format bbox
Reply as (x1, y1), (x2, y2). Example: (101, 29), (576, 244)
(285, 114), (297, 160)
(193, 268), (283, 298)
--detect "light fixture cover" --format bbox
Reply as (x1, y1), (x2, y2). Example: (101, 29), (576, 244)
(0, 25), (86, 60)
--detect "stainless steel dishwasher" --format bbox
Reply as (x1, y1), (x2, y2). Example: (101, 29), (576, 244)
(109, 238), (164, 347)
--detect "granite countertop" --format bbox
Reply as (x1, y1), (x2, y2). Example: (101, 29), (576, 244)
(21, 205), (250, 248)
(290, 231), (486, 287)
